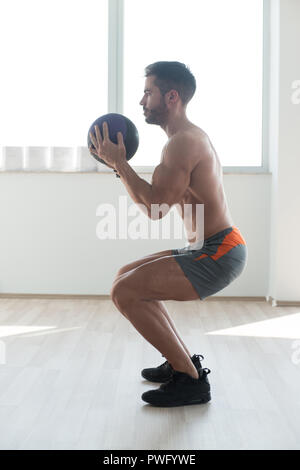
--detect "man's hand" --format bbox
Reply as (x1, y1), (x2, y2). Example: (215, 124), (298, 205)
(89, 122), (126, 170)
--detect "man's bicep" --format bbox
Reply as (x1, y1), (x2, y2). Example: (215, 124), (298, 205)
(151, 162), (190, 207)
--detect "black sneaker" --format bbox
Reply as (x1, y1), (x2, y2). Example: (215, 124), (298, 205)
(141, 368), (211, 407)
(141, 354), (204, 383)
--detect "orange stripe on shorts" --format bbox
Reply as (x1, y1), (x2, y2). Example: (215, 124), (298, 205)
(194, 226), (246, 262)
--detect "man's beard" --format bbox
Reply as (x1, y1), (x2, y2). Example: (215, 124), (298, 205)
(145, 103), (168, 126)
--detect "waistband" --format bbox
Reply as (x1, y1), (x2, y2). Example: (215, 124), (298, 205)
(188, 225), (246, 251)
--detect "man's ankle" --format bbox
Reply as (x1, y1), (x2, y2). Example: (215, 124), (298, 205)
(171, 362), (199, 379)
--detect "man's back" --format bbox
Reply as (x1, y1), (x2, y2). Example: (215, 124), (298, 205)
(159, 125), (234, 244)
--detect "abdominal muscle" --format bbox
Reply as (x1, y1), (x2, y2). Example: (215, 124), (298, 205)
(175, 144), (234, 247)
(162, 126), (234, 248)
(176, 193), (233, 249)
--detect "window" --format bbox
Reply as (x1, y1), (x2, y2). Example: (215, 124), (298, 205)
(0, 0), (108, 147)
(123, 0), (264, 168)
(0, 0), (266, 172)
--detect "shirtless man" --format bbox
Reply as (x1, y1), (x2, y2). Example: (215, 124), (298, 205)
(89, 61), (247, 407)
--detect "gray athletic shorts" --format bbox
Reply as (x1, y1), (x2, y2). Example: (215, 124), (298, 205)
(172, 225), (247, 300)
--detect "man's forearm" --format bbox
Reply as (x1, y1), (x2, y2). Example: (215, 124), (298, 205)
(114, 160), (153, 215)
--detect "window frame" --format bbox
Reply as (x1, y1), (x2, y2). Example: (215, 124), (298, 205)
(0, 0), (269, 174)
(109, 0), (270, 175)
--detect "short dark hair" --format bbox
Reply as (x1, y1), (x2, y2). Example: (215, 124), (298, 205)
(144, 61), (196, 106)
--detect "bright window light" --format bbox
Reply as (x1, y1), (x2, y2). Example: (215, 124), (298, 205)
(124, 0), (263, 167)
(0, 0), (108, 147)
(206, 312), (300, 339)
(0, 325), (56, 338)
(0, 325), (81, 338)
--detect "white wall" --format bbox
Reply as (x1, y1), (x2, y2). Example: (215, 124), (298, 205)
(0, 0), (299, 302)
(0, 172), (270, 297)
(268, 0), (300, 302)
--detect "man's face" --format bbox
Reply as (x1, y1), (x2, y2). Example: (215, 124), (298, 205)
(139, 76), (168, 126)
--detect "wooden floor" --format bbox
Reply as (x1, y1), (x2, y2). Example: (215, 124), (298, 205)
(0, 297), (299, 450)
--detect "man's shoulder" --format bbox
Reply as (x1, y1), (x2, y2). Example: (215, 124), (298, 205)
(161, 128), (210, 170)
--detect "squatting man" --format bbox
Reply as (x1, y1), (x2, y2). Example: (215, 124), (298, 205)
(89, 61), (247, 407)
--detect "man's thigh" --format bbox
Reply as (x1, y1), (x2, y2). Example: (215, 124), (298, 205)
(115, 249), (173, 279)
(113, 255), (200, 302)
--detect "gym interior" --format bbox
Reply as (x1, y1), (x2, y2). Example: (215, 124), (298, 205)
(0, 0), (299, 452)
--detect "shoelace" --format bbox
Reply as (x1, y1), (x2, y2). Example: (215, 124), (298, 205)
(194, 354), (204, 362)
(161, 354), (204, 362)
(160, 368), (211, 391)
(160, 372), (181, 390)
(158, 360), (170, 369)
(158, 354), (204, 374)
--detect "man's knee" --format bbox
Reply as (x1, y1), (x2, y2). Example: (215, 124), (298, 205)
(110, 266), (130, 292)
(110, 279), (120, 303)
(110, 277), (132, 309)
(116, 265), (129, 277)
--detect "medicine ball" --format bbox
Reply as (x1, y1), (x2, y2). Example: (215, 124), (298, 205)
(87, 113), (139, 166)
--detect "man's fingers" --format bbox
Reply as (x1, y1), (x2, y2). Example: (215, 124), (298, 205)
(117, 132), (124, 146)
(102, 122), (109, 141)
(89, 146), (97, 156)
(89, 131), (98, 149)
(89, 147), (117, 174)
(94, 125), (103, 144)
